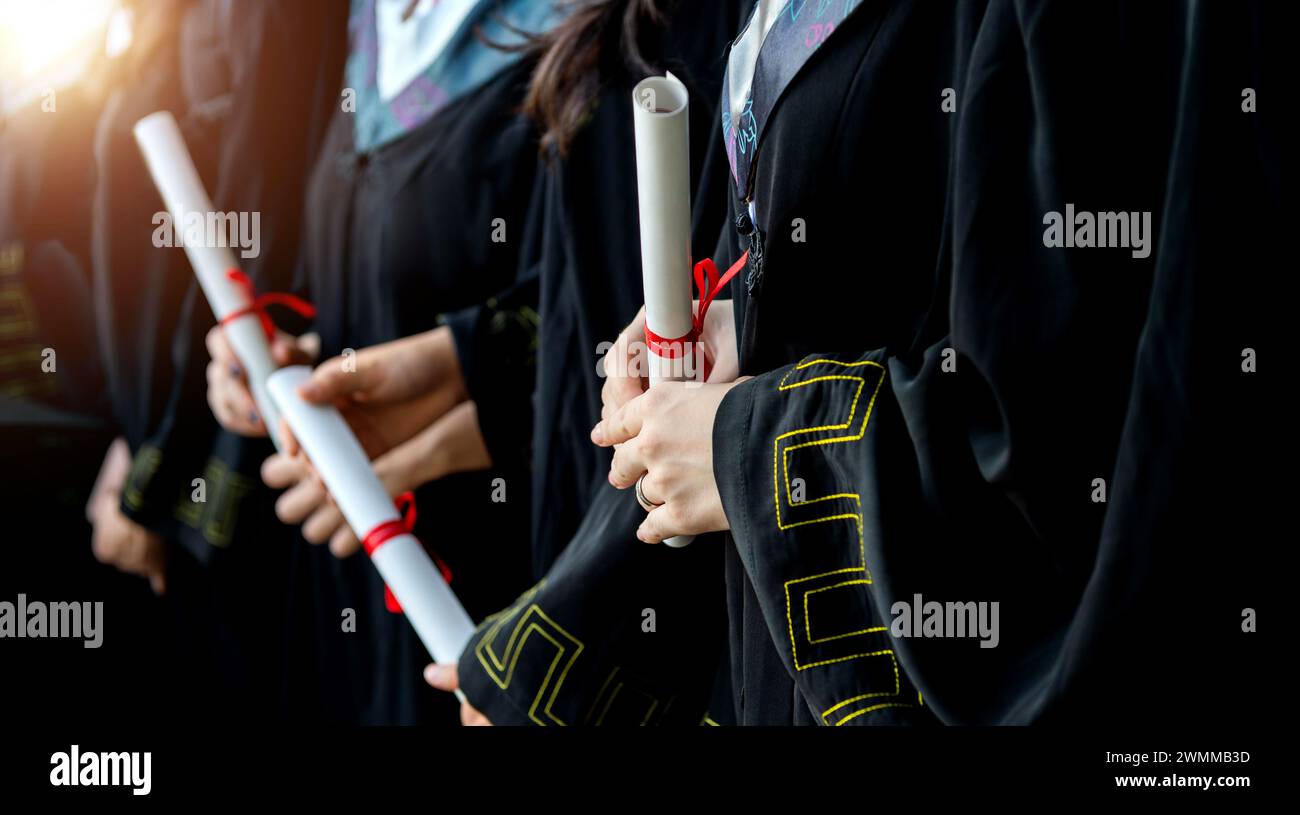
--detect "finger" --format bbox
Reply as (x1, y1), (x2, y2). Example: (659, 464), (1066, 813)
(271, 334), (314, 368)
(225, 384), (263, 433)
(602, 369), (645, 415)
(279, 419), (299, 457)
(275, 478), (325, 525)
(115, 527), (152, 575)
(149, 572), (166, 596)
(298, 354), (380, 404)
(328, 525), (362, 559)
(608, 439), (648, 489)
(639, 470), (668, 508)
(206, 389), (234, 432)
(462, 705), (491, 726)
(592, 391), (651, 446)
(637, 503), (682, 544)
(205, 325), (240, 372)
(423, 663), (459, 692)
(207, 362), (252, 433)
(261, 453), (303, 489)
(302, 503), (345, 545)
(90, 523), (122, 564)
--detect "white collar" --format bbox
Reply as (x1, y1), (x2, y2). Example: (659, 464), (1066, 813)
(726, 0), (786, 134)
(376, 0), (481, 102)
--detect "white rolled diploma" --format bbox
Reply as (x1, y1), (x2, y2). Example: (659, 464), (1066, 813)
(267, 366), (476, 675)
(132, 110), (283, 448)
(632, 72), (696, 548)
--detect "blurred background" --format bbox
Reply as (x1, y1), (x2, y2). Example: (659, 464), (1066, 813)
(2, 0), (194, 724)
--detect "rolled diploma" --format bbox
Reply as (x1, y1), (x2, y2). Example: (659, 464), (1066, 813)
(632, 72), (695, 548)
(267, 366), (476, 676)
(132, 111), (283, 449)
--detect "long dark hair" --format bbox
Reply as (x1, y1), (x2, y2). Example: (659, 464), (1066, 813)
(519, 0), (670, 158)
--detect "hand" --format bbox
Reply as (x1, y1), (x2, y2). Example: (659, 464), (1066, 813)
(205, 325), (316, 437)
(86, 437), (131, 524)
(88, 493), (166, 597)
(268, 401), (491, 558)
(599, 301), (738, 423)
(424, 663), (492, 726)
(591, 380), (745, 543)
(295, 327), (468, 459)
(87, 439), (167, 593)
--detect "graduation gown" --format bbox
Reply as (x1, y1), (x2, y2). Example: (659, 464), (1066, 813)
(710, 0), (1274, 725)
(289, 58), (541, 725)
(92, 0), (349, 721)
(454, 0), (751, 726)
(0, 60), (161, 726)
(92, 0), (221, 539)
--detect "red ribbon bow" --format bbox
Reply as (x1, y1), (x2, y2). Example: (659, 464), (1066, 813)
(361, 492), (453, 614)
(219, 269), (317, 341)
(644, 251), (749, 359)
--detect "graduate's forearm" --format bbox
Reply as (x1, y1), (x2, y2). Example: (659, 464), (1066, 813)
(383, 400), (491, 491)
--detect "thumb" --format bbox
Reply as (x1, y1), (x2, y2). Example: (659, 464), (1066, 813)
(424, 662), (460, 692)
(271, 335), (312, 367)
(298, 354), (378, 404)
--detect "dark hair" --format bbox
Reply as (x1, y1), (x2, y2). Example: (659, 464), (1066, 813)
(519, 0), (669, 158)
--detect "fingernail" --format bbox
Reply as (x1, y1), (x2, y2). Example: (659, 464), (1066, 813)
(423, 664), (439, 684)
(298, 383), (317, 401)
(590, 425), (604, 444)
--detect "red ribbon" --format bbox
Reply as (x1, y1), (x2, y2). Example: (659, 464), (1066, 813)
(361, 491), (453, 614)
(219, 269), (316, 341)
(644, 251), (749, 359)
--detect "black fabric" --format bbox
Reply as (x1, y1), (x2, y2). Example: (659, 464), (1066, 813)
(0, 77), (107, 419)
(91, 0), (349, 722)
(288, 59), (541, 725)
(92, 3), (221, 537)
(711, 0), (1275, 725)
(455, 0), (752, 725)
(709, 0), (974, 727)
(172, 0), (350, 723)
(458, 483), (726, 726)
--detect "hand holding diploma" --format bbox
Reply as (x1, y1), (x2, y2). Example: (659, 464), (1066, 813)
(593, 73), (745, 545)
(293, 327), (471, 459)
(267, 366), (476, 673)
(206, 325), (316, 437)
(134, 111), (313, 450)
(271, 401), (490, 557)
(266, 329), (490, 557)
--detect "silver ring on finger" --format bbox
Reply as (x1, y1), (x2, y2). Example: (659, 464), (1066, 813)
(635, 474), (663, 513)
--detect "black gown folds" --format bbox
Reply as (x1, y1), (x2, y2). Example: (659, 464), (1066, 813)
(289, 59), (541, 725)
(710, 0), (1274, 725)
(454, 0), (752, 726)
(93, 0), (348, 721)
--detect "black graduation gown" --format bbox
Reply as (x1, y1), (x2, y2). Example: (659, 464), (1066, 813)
(92, 1), (221, 539)
(453, 0), (751, 726)
(92, 0), (348, 721)
(0, 75), (164, 726)
(710, 0), (1275, 725)
(289, 59), (540, 725)
(0, 82), (106, 416)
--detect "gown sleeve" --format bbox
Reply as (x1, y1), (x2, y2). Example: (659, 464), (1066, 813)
(457, 480), (726, 726)
(711, 0), (1276, 725)
(452, 79), (743, 729)
(91, 20), (222, 539)
(444, 177), (543, 473)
